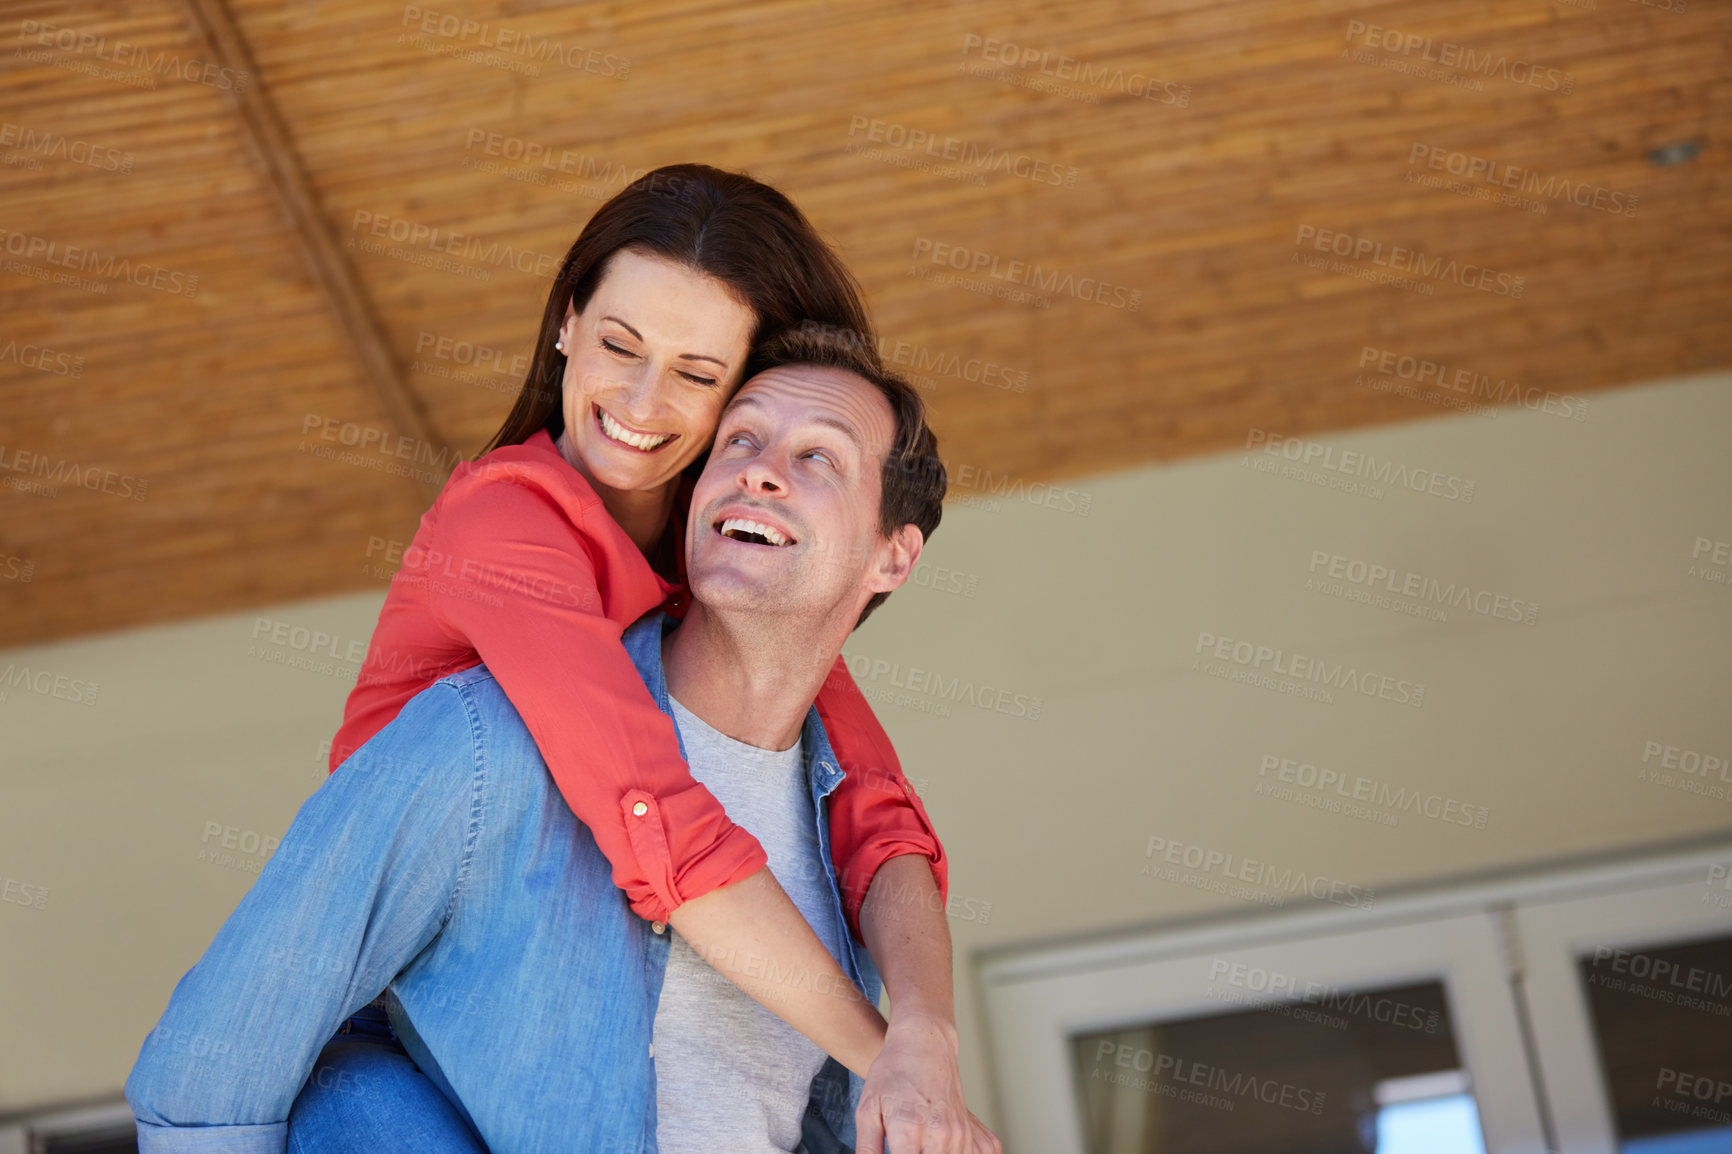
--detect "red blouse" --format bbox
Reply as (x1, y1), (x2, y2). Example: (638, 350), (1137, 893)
(329, 429), (946, 938)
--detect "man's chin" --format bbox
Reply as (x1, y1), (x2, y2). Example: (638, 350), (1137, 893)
(686, 570), (819, 619)
(687, 569), (779, 608)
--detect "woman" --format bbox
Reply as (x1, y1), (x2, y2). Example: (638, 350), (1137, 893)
(137, 165), (955, 1148)
(329, 162), (942, 994)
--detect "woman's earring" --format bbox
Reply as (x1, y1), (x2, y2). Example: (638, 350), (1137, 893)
(555, 339), (565, 353)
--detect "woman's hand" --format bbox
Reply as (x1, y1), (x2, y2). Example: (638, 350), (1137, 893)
(855, 1011), (1002, 1154)
(854, 855), (1001, 1152)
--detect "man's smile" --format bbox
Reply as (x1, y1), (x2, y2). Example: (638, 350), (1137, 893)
(713, 508), (798, 548)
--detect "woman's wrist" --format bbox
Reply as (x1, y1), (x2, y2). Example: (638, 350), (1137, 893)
(838, 1001), (891, 1077)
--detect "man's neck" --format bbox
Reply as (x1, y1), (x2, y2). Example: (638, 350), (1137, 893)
(662, 603), (849, 751)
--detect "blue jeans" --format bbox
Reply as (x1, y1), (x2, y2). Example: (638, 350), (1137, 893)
(287, 1001), (486, 1153)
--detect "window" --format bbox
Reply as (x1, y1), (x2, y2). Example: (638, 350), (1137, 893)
(1375, 1071), (1484, 1154)
(1071, 982), (1472, 1153)
(1516, 862), (1732, 1154)
(981, 847), (1732, 1154)
(0, 1103), (136, 1154)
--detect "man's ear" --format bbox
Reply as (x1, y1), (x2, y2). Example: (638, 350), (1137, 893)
(865, 525), (923, 596)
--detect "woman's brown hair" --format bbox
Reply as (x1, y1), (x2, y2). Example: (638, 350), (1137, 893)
(480, 164), (873, 455)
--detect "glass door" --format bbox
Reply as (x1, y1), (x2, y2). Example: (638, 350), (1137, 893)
(1070, 978), (1482, 1153)
(980, 907), (1551, 1153)
(1516, 862), (1732, 1154)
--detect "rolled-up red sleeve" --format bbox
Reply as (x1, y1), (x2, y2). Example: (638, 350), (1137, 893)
(815, 656), (949, 942)
(423, 468), (766, 923)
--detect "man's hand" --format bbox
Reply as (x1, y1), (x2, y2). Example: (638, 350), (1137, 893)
(855, 1012), (1001, 1154)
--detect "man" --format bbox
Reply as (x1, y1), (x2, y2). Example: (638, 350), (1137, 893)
(126, 328), (999, 1154)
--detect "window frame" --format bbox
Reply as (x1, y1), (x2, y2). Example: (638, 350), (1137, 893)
(977, 842), (1732, 1154)
(1514, 864), (1732, 1153)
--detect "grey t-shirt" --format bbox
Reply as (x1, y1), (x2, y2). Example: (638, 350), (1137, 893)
(653, 695), (848, 1154)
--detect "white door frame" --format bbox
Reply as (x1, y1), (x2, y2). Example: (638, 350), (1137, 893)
(1514, 863), (1732, 1153)
(978, 843), (1732, 1154)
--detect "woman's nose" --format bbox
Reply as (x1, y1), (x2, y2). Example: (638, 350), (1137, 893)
(612, 367), (662, 421)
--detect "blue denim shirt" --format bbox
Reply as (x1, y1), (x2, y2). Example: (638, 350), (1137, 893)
(126, 612), (879, 1153)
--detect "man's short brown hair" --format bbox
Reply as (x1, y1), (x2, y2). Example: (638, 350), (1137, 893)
(746, 322), (945, 628)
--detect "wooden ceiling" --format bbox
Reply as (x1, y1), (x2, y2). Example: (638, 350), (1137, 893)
(1, 0), (1727, 648)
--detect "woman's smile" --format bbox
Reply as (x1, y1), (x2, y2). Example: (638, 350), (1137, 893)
(594, 404), (677, 453)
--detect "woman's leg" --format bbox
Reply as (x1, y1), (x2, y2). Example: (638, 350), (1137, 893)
(287, 1003), (487, 1154)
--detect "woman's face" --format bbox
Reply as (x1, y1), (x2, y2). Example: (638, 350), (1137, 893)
(556, 248), (757, 494)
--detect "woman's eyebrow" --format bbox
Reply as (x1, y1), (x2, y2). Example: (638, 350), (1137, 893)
(599, 315), (730, 368)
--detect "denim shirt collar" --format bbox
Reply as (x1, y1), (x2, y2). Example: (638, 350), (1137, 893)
(624, 612), (849, 801)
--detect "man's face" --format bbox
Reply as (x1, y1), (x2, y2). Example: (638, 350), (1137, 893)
(687, 364), (913, 625)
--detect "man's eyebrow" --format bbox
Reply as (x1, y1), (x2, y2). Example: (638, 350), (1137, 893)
(598, 315), (730, 368)
(726, 394), (864, 448)
(808, 413), (864, 448)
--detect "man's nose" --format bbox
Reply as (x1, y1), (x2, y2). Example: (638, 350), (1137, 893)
(739, 451), (788, 494)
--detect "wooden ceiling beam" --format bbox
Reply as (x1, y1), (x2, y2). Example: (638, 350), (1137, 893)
(170, 0), (450, 506)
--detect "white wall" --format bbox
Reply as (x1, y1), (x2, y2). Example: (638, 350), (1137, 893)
(2, 372), (1728, 1127)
